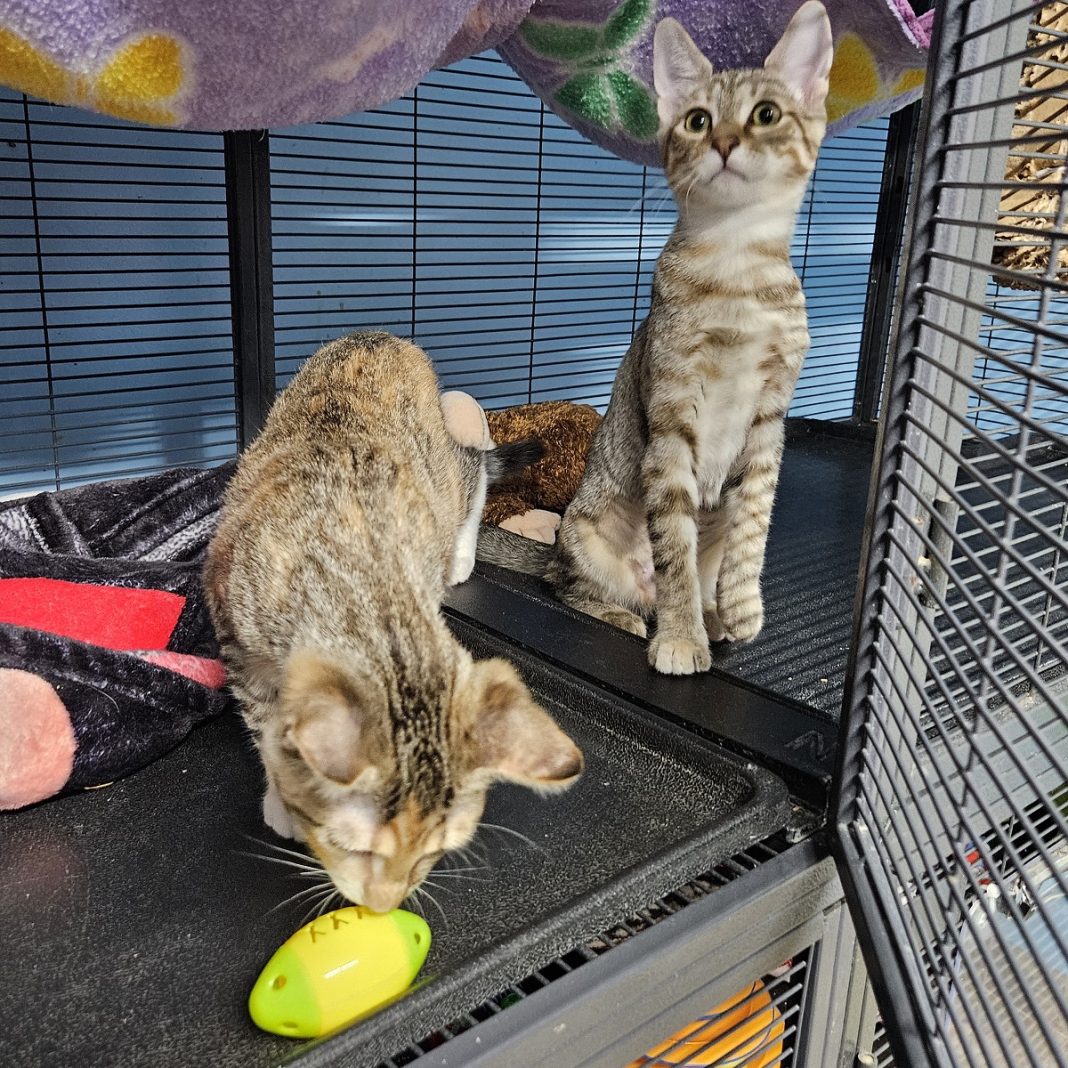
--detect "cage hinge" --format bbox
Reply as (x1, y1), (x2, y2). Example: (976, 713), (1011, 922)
(916, 496), (959, 610)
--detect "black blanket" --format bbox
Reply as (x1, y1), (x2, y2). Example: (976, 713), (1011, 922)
(0, 462), (237, 809)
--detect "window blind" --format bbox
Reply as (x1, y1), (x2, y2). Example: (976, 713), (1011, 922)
(270, 53), (892, 418)
(0, 89), (235, 498)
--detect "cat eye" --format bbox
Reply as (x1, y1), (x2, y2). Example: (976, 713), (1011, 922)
(683, 108), (711, 134)
(750, 101), (782, 127)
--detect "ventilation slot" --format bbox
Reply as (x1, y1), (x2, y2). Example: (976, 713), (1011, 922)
(376, 836), (796, 1068)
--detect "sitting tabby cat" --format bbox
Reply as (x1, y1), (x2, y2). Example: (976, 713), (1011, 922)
(204, 332), (582, 913)
(478, 2), (833, 676)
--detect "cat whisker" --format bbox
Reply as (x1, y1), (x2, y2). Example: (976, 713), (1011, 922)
(407, 892), (427, 921)
(449, 842), (487, 869)
(243, 835), (318, 865)
(420, 878), (453, 896)
(299, 886), (341, 928)
(410, 884), (448, 930)
(427, 869), (487, 883)
(86, 682), (121, 716)
(628, 181), (673, 219)
(433, 863), (485, 875)
(684, 172), (699, 214)
(237, 849), (324, 876)
(477, 821), (544, 854)
(267, 878), (336, 916)
(314, 889), (343, 921)
(646, 185), (673, 218)
(281, 876), (335, 903)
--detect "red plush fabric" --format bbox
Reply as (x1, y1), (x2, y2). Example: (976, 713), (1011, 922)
(0, 462), (237, 809)
(0, 578), (185, 651)
(0, 669), (76, 810)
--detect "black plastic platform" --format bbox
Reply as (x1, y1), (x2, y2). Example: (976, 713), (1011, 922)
(444, 431), (874, 804)
(1, 620), (789, 1068)
(450, 430), (874, 718)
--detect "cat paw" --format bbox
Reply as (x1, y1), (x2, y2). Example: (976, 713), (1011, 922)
(449, 551), (476, 585)
(703, 603), (727, 643)
(719, 588), (764, 643)
(649, 635), (712, 675)
(601, 607), (648, 638)
(263, 782), (302, 842)
(499, 509), (561, 545)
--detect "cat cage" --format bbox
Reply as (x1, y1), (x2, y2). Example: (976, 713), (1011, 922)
(1, 0), (1066, 1065)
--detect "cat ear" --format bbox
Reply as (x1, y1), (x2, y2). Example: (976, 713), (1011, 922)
(653, 18), (715, 128)
(282, 651), (384, 787)
(764, 0), (834, 111)
(466, 659), (583, 790)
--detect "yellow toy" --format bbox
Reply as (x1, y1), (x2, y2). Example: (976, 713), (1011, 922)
(249, 906), (431, 1038)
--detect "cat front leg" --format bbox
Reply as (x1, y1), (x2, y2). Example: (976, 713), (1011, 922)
(642, 426), (710, 675)
(449, 465), (487, 585)
(262, 773), (304, 842)
(716, 413), (786, 642)
(698, 504), (731, 643)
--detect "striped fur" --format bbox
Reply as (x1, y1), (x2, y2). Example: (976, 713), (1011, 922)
(476, 5), (832, 675)
(204, 333), (581, 911)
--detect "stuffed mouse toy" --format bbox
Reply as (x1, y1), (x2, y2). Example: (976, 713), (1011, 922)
(440, 395), (601, 545)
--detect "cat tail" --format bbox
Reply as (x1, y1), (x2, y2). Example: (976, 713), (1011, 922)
(476, 524), (553, 578)
(485, 437), (544, 484)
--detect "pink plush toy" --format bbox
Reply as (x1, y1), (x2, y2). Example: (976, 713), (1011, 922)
(0, 464), (233, 811)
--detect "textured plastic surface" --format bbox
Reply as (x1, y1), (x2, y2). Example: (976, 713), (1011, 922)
(457, 430), (873, 721)
(0, 622), (788, 1068)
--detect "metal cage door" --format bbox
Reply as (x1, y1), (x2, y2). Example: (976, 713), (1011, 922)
(833, 2), (1068, 1066)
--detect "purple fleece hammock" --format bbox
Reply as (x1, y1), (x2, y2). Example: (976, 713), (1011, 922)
(0, 0), (932, 163)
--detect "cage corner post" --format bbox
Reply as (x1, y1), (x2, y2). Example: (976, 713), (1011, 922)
(850, 0), (937, 429)
(851, 100), (924, 427)
(834, 1), (1061, 1066)
(224, 129), (276, 448)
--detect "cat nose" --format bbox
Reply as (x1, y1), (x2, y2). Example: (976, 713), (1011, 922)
(711, 127), (740, 161)
(363, 882), (406, 913)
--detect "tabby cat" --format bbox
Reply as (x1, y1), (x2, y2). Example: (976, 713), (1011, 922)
(478, 3), (832, 676)
(204, 332), (582, 913)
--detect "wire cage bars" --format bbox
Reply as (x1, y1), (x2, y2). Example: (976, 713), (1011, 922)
(836, 3), (1068, 1067)
(375, 836), (809, 1068)
(3, 5), (1068, 1067)
(1, 53), (895, 500)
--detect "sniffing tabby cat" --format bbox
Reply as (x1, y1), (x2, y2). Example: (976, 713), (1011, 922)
(478, 3), (832, 676)
(204, 332), (582, 913)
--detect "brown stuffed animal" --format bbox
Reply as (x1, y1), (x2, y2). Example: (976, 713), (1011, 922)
(484, 400), (601, 544)
(438, 393), (601, 545)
